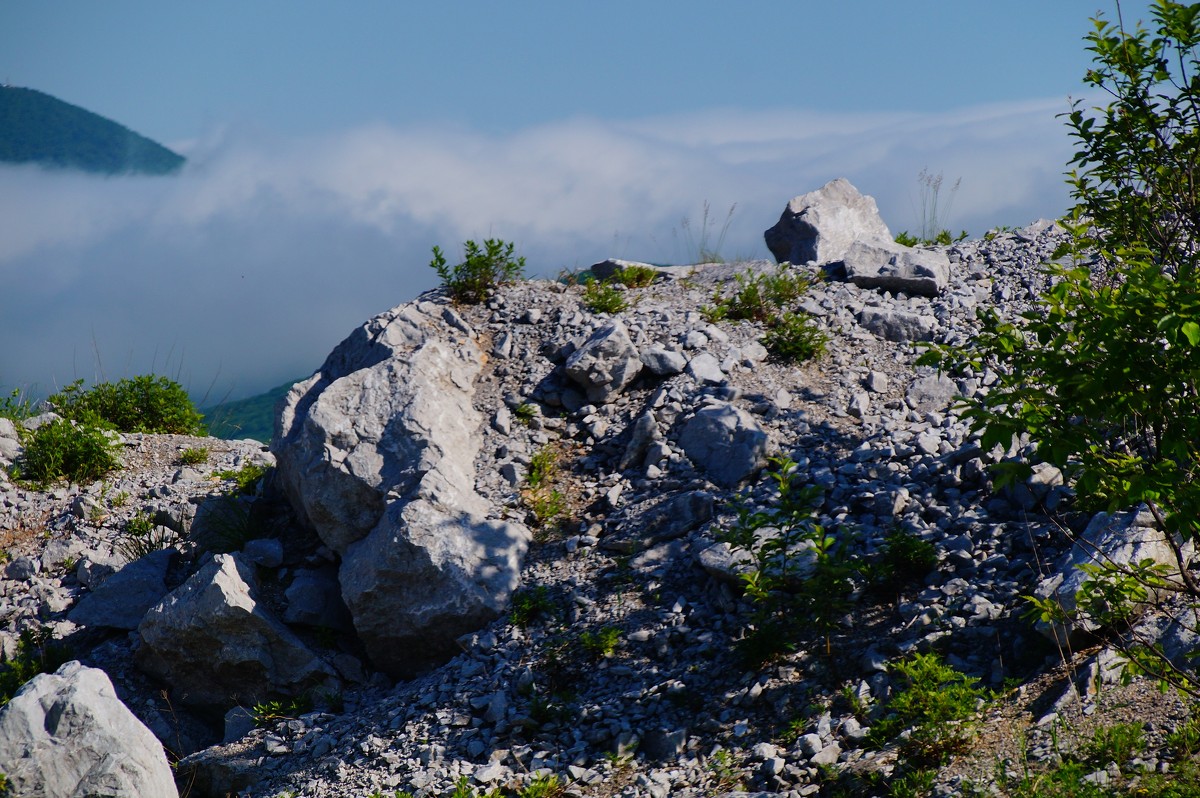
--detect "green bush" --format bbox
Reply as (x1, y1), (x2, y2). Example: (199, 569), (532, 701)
(510, 585), (557, 627)
(719, 457), (857, 663)
(0, 389), (35, 421)
(920, 1), (1200, 690)
(430, 238), (524, 304)
(48, 376), (204, 435)
(581, 277), (629, 314)
(179, 446), (208, 465)
(703, 263), (813, 323)
(868, 653), (990, 766)
(761, 310), (828, 363)
(15, 416), (120, 485)
(610, 264), (658, 288)
(116, 512), (175, 560)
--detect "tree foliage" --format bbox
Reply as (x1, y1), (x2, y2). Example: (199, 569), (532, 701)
(924, 1), (1200, 549)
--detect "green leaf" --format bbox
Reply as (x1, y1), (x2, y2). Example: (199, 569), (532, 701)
(1182, 321), (1200, 345)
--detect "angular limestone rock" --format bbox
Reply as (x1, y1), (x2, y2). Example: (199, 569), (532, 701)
(273, 298), (531, 677)
(0, 661), (177, 798)
(136, 553), (332, 708)
(764, 178), (893, 265)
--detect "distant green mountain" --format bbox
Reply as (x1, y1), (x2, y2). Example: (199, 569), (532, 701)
(0, 86), (184, 175)
(201, 380), (301, 444)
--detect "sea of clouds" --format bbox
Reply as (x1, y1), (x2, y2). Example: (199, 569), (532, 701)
(0, 99), (1074, 404)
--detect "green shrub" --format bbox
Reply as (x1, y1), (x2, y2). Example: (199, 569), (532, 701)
(526, 447), (558, 491)
(15, 416), (120, 485)
(611, 264), (658, 288)
(179, 446), (208, 465)
(510, 585), (556, 627)
(214, 463), (271, 495)
(251, 696), (311, 727)
(761, 310), (828, 363)
(869, 528), (938, 593)
(868, 653), (990, 766)
(430, 238), (524, 304)
(920, 1), (1200, 692)
(48, 376), (204, 435)
(117, 512), (175, 560)
(720, 457), (857, 662)
(0, 389), (35, 421)
(581, 277), (629, 314)
(513, 403), (537, 425)
(579, 626), (621, 658)
(703, 263), (813, 323)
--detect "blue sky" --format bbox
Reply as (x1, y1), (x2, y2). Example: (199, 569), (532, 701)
(0, 1), (1157, 402)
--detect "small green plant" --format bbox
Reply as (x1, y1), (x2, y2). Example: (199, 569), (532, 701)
(214, 463), (271, 495)
(513, 403), (537, 425)
(0, 388), (35, 421)
(517, 773), (565, 798)
(527, 447), (558, 490)
(251, 696), (311, 728)
(705, 749), (745, 792)
(868, 653), (991, 766)
(430, 238), (525, 305)
(510, 584), (557, 627)
(581, 277), (629, 314)
(719, 457), (857, 661)
(761, 310), (828, 363)
(1167, 713), (1200, 757)
(14, 416), (120, 485)
(47, 376), (204, 435)
(1081, 721), (1143, 772)
(527, 489), (565, 528)
(117, 512), (175, 560)
(179, 446), (209, 466)
(894, 231), (921, 247)
(869, 527), (939, 594)
(0, 628), (69, 706)
(702, 263), (812, 323)
(611, 264), (657, 287)
(579, 626), (621, 658)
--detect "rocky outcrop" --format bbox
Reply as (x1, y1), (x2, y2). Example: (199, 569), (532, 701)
(273, 299), (530, 677)
(136, 553), (333, 707)
(0, 661), (177, 798)
(763, 178), (893, 265)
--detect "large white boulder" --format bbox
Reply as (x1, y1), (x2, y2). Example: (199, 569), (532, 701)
(273, 298), (530, 677)
(764, 178), (893, 265)
(0, 661), (178, 798)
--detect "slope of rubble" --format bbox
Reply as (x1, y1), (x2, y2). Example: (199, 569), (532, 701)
(2, 218), (1198, 797)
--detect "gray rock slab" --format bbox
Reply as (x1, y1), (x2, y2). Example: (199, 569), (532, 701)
(68, 548), (172, 630)
(564, 322), (643, 404)
(842, 240), (951, 296)
(858, 306), (937, 342)
(136, 553), (332, 708)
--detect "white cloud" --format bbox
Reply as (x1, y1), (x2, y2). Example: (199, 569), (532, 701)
(0, 98), (1075, 402)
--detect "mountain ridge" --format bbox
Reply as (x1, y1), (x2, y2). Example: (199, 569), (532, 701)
(0, 85), (184, 175)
